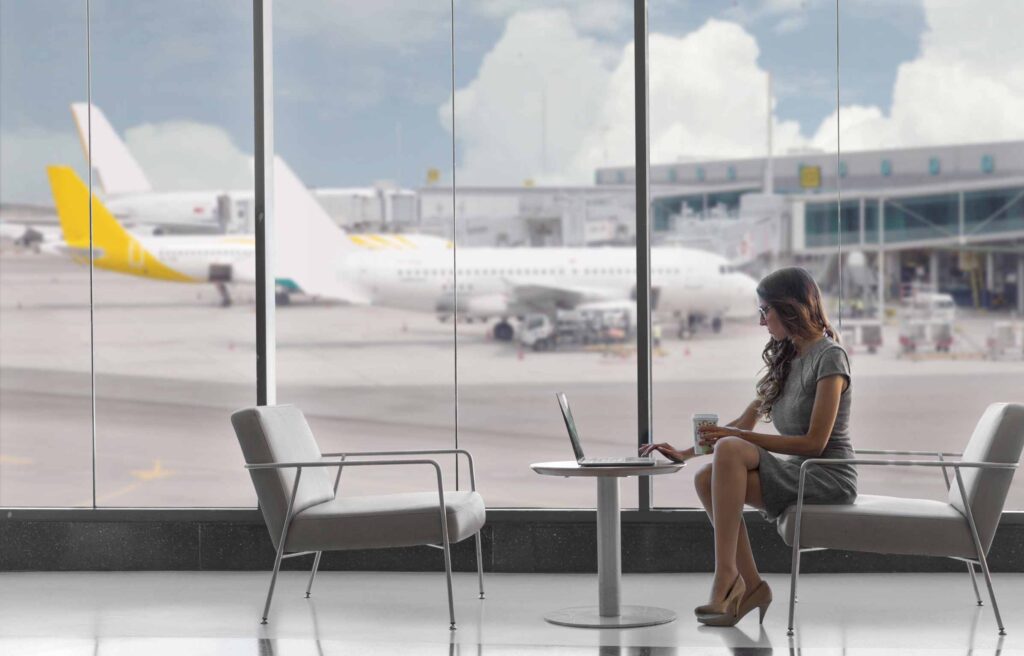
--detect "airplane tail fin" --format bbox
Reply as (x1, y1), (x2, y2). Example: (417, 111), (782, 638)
(47, 163), (140, 251)
(71, 103), (153, 195)
(271, 156), (370, 304)
(46, 165), (193, 282)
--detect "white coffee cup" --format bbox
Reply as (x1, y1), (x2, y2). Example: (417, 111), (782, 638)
(692, 413), (719, 455)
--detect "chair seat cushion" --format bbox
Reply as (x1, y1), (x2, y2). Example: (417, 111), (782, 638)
(776, 494), (978, 559)
(284, 490), (486, 552)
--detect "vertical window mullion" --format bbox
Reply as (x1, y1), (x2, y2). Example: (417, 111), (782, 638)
(634, 0), (652, 511)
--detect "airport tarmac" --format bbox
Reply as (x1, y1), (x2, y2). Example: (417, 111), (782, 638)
(1, 249), (1022, 510)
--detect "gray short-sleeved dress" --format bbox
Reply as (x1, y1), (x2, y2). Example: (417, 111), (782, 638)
(756, 336), (858, 521)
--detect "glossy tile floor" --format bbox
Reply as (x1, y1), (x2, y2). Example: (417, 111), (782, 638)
(1, 571), (1021, 654)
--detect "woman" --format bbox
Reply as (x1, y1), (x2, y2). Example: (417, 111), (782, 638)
(641, 267), (857, 626)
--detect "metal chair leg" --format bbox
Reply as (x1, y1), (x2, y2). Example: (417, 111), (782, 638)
(305, 551), (323, 598)
(955, 469), (1006, 635)
(262, 538), (288, 624)
(442, 527), (456, 630)
(262, 469), (302, 624)
(976, 549), (1005, 635)
(787, 542), (801, 636)
(965, 561), (983, 606)
(475, 532), (485, 600)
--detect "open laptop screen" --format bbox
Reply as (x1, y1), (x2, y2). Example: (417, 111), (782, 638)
(556, 393), (586, 461)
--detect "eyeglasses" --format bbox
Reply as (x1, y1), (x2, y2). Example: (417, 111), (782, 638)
(758, 304), (771, 320)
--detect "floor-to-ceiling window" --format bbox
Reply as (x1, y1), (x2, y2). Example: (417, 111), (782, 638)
(86, 1), (256, 507)
(647, 0), (841, 509)
(834, 0), (1024, 510)
(451, 0), (640, 508)
(2, 1), (1021, 513)
(273, 1), (459, 497)
(0, 1), (256, 508)
(0, 1), (93, 506)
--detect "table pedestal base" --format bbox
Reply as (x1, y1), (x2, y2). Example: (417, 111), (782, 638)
(544, 605), (677, 629)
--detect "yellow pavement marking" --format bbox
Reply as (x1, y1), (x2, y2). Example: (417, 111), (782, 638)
(77, 460), (174, 505)
(0, 454), (34, 465)
(131, 460), (173, 481)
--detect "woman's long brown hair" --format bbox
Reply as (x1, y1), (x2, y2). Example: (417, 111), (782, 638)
(755, 267), (839, 421)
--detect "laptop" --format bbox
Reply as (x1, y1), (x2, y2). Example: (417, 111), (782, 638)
(556, 392), (655, 467)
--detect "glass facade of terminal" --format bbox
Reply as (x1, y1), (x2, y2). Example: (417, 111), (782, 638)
(1, 1), (1022, 513)
(803, 187), (1024, 247)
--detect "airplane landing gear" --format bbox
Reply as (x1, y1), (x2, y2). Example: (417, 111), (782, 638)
(493, 320), (514, 342)
(216, 282), (232, 308)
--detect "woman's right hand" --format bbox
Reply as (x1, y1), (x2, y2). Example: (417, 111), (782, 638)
(639, 443), (695, 464)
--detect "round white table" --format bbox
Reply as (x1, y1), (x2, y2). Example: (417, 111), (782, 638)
(530, 460), (684, 628)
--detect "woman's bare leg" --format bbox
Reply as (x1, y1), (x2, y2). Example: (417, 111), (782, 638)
(695, 466), (763, 591)
(708, 437), (763, 601)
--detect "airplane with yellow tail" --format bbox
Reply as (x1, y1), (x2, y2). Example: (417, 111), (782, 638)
(47, 165), (255, 305)
(45, 164), (446, 306)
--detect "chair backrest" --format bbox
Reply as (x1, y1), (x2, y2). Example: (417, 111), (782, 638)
(231, 405), (335, 549)
(947, 402), (1024, 554)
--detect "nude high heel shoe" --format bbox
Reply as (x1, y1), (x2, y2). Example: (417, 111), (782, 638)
(695, 575), (745, 627)
(736, 580), (773, 624)
(697, 579), (773, 625)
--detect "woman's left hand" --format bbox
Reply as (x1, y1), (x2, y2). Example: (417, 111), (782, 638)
(698, 424), (747, 450)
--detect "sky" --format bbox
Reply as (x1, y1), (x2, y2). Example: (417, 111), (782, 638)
(1, 0), (1022, 203)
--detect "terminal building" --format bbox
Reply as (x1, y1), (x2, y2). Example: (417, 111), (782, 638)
(406, 141), (1023, 315)
(599, 140), (1024, 314)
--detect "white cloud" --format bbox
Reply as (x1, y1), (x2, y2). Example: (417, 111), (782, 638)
(574, 21), (809, 174)
(440, 9), (617, 185)
(444, 13), (810, 185)
(124, 122), (252, 192)
(1, 129), (85, 204)
(813, 0), (1024, 151)
(445, 0), (1024, 185)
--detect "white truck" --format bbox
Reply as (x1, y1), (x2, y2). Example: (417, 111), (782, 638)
(518, 303), (647, 352)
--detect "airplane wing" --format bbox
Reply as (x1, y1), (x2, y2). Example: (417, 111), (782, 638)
(504, 281), (621, 314)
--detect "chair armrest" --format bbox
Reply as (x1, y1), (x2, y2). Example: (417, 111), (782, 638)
(854, 449), (961, 457)
(798, 458), (1016, 471)
(852, 450), (964, 491)
(320, 449), (478, 490)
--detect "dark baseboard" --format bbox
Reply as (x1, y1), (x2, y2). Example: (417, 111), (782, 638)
(1, 509), (1021, 573)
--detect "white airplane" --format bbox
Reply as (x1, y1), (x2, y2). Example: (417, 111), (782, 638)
(71, 103), (231, 231)
(272, 157), (759, 339)
(68, 104), (451, 250)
